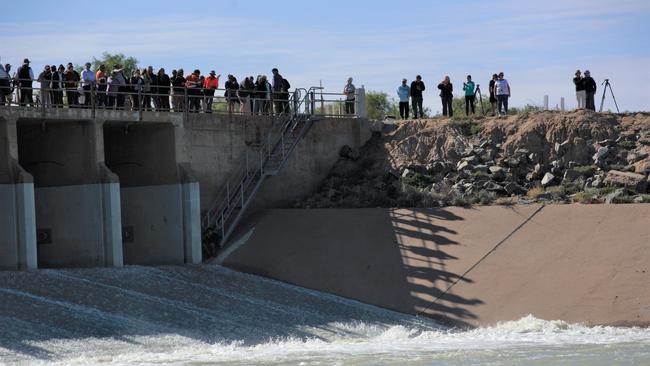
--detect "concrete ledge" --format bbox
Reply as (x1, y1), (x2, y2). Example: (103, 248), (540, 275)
(221, 205), (650, 327)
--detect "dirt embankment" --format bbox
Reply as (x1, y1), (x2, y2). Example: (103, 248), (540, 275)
(294, 110), (650, 208)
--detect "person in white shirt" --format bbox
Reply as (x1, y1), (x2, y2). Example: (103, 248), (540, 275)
(80, 62), (96, 107)
(494, 72), (511, 116)
(0, 64), (11, 106)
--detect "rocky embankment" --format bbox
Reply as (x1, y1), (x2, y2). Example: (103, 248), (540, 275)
(294, 110), (650, 208)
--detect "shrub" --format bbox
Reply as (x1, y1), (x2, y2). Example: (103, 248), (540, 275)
(526, 187), (545, 199)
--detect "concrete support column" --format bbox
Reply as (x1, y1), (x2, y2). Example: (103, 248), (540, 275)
(0, 117), (37, 270)
(180, 163), (201, 264)
(357, 87), (368, 119)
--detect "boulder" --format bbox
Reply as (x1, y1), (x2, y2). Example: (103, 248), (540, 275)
(563, 169), (582, 183)
(489, 166), (506, 181)
(633, 159), (650, 175)
(541, 172), (555, 186)
(603, 170), (647, 193)
(593, 146), (609, 163)
(604, 188), (625, 204)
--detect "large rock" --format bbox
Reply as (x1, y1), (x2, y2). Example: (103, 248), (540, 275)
(603, 170), (648, 193)
(541, 172), (555, 186)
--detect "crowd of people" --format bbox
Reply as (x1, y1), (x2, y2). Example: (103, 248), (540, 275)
(0, 58), (292, 115)
(393, 72), (512, 119)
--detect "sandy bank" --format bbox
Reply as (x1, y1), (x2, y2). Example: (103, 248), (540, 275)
(221, 204), (650, 327)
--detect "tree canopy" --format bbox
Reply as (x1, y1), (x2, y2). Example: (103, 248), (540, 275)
(91, 52), (139, 76)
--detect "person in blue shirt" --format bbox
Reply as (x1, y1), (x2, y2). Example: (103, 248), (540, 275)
(397, 79), (410, 119)
(463, 75), (476, 116)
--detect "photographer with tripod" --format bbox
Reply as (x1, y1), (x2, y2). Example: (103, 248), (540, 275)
(583, 70), (597, 111)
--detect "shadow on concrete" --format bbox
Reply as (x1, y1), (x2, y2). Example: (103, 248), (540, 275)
(389, 209), (483, 327)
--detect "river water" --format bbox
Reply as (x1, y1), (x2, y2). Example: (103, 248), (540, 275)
(1, 265), (649, 365)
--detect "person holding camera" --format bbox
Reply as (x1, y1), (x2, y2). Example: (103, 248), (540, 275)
(573, 70), (586, 109)
(437, 76), (453, 117)
(583, 70), (597, 111)
(410, 75), (425, 118)
(463, 75), (475, 116)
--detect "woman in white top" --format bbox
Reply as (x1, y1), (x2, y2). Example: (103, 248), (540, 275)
(494, 72), (511, 116)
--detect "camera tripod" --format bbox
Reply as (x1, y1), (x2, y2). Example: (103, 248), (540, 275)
(474, 84), (485, 115)
(599, 79), (620, 113)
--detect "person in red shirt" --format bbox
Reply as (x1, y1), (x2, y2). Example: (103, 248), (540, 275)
(185, 70), (202, 112)
(203, 70), (221, 112)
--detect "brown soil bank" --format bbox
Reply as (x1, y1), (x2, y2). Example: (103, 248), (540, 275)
(294, 110), (650, 208)
(221, 204), (650, 328)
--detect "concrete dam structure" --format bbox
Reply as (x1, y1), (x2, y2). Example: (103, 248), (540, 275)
(0, 106), (370, 270)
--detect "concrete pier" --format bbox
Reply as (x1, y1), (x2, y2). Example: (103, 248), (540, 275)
(0, 116), (37, 270)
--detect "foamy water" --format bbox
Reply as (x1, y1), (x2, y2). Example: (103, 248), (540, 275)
(1, 266), (649, 365)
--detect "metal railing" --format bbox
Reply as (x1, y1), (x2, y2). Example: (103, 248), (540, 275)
(201, 87), (321, 256)
(0, 78), (360, 119)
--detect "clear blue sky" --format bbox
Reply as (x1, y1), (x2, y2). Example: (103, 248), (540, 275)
(2, 0), (649, 112)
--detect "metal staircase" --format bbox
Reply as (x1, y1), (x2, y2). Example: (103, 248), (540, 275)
(201, 88), (317, 256)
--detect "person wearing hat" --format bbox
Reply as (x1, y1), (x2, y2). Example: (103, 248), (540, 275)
(203, 70), (221, 113)
(583, 70), (597, 111)
(573, 70), (586, 109)
(15, 58), (35, 107)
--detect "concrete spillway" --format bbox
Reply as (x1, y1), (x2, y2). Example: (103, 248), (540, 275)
(220, 204), (650, 327)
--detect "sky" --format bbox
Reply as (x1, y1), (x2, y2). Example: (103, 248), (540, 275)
(2, 0), (649, 113)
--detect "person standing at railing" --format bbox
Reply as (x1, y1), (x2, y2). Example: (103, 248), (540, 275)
(238, 76), (253, 114)
(15, 59), (35, 107)
(1, 64), (13, 105)
(50, 65), (65, 108)
(253, 75), (265, 115)
(264, 75), (272, 114)
(142, 68), (154, 111)
(343, 77), (356, 115)
(106, 70), (120, 109)
(113, 65), (129, 109)
(95, 65), (107, 108)
(64, 63), (80, 108)
(271, 68), (284, 115)
(410, 75), (425, 119)
(171, 68), (185, 112)
(185, 69), (201, 113)
(203, 70), (221, 113)
(225, 74), (239, 113)
(158, 68), (171, 112)
(37, 65), (53, 108)
(0, 64), (11, 106)
(81, 62), (96, 108)
(130, 69), (144, 111)
(397, 78), (410, 119)
(145, 66), (159, 110)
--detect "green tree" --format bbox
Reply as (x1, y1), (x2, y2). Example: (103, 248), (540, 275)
(91, 52), (139, 76)
(366, 91), (399, 120)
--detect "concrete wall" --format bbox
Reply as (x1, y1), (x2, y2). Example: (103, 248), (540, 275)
(220, 205), (650, 327)
(181, 114), (371, 211)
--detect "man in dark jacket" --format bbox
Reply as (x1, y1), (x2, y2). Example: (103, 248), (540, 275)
(410, 75), (425, 118)
(64, 63), (80, 108)
(16, 58), (35, 107)
(438, 76), (453, 117)
(583, 70), (597, 111)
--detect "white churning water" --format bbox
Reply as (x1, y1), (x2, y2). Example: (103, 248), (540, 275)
(1, 265), (649, 366)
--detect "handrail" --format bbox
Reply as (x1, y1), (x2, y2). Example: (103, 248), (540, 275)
(0, 78), (357, 118)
